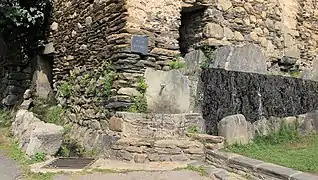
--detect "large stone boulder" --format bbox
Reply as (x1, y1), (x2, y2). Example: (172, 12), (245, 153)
(218, 114), (253, 145)
(211, 44), (267, 74)
(12, 110), (64, 156)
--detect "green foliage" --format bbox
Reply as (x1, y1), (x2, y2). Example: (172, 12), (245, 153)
(136, 77), (148, 94)
(44, 106), (65, 125)
(289, 70), (300, 78)
(174, 165), (207, 176)
(199, 45), (216, 69)
(30, 152), (46, 163)
(253, 121), (300, 145)
(129, 96), (148, 113)
(168, 60), (186, 69)
(102, 70), (115, 97)
(169, 55), (186, 69)
(0, 0), (52, 61)
(187, 125), (201, 134)
(58, 82), (73, 97)
(0, 110), (12, 128)
(224, 121), (318, 173)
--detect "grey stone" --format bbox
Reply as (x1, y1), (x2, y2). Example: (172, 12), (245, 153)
(117, 88), (141, 97)
(229, 156), (264, 169)
(184, 50), (207, 70)
(291, 172), (318, 180)
(134, 154), (148, 163)
(23, 89), (32, 100)
(299, 111), (318, 134)
(12, 110), (64, 156)
(144, 68), (191, 114)
(35, 55), (53, 100)
(20, 99), (32, 110)
(43, 43), (55, 54)
(218, 114), (250, 145)
(90, 120), (101, 130)
(253, 117), (271, 136)
(212, 44), (267, 74)
(25, 123), (64, 156)
(109, 116), (123, 132)
(257, 163), (299, 179)
(51, 22), (58, 31)
(85, 16), (93, 26)
(203, 23), (224, 39)
(2, 95), (20, 106)
(170, 154), (189, 161)
(117, 150), (133, 161)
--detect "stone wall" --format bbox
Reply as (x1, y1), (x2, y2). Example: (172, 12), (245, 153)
(180, 0), (318, 74)
(0, 34), (33, 108)
(201, 68), (318, 134)
(50, 0), (318, 145)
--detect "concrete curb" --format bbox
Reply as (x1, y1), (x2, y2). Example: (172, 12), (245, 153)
(206, 150), (318, 180)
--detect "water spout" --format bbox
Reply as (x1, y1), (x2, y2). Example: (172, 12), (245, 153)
(159, 83), (166, 96)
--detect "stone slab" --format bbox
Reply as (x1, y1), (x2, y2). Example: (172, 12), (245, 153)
(206, 150), (318, 180)
(229, 156), (264, 170)
(212, 44), (267, 74)
(291, 172), (318, 180)
(144, 68), (191, 114)
(257, 163), (300, 179)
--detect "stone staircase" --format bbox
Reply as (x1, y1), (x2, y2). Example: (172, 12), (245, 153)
(105, 112), (224, 163)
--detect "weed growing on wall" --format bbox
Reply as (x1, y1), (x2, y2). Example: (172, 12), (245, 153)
(169, 54), (186, 69)
(199, 45), (216, 69)
(129, 95), (148, 113)
(58, 82), (73, 97)
(44, 106), (65, 125)
(136, 77), (148, 94)
(127, 77), (148, 113)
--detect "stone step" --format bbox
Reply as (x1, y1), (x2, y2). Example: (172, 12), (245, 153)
(107, 137), (206, 163)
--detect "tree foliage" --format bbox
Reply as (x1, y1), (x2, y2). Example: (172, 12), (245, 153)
(0, 0), (52, 60)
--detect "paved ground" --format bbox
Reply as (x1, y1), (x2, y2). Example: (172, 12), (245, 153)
(54, 170), (213, 180)
(0, 153), (22, 180)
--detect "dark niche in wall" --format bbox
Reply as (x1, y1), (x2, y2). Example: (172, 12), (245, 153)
(179, 5), (206, 55)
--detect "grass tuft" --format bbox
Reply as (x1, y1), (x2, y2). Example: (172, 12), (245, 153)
(226, 121), (318, 173)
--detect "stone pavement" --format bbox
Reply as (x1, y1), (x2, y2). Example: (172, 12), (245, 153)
(54, 170), (213, 180)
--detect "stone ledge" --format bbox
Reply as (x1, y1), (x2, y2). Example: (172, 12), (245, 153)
(206, 150), (318, 180)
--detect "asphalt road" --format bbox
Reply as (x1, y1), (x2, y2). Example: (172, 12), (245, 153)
(0, 153), (22, 180)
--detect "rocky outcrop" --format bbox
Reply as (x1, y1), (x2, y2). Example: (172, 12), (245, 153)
(12, 110), (64, 156)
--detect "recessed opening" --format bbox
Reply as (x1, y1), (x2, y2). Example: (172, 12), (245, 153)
(179, 5), (207, 55)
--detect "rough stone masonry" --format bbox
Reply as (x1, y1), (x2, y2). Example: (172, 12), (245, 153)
(44, 0), (318, 145)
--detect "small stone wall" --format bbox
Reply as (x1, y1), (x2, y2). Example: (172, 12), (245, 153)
(201, 68), (318, 134)
(109, 138), (205, 163)
(0, 34), (33, 108)
(109, 112), (206, 139)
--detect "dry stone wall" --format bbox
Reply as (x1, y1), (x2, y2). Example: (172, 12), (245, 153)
(50, 0), (318, 150)
(201, 68), (318, 134)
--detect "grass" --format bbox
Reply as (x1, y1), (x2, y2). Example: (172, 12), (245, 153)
(173, 165), (208, 176)
(225, 122), (318, 173)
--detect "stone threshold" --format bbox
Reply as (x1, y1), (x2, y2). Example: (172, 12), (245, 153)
(206, 150), (318, 180)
